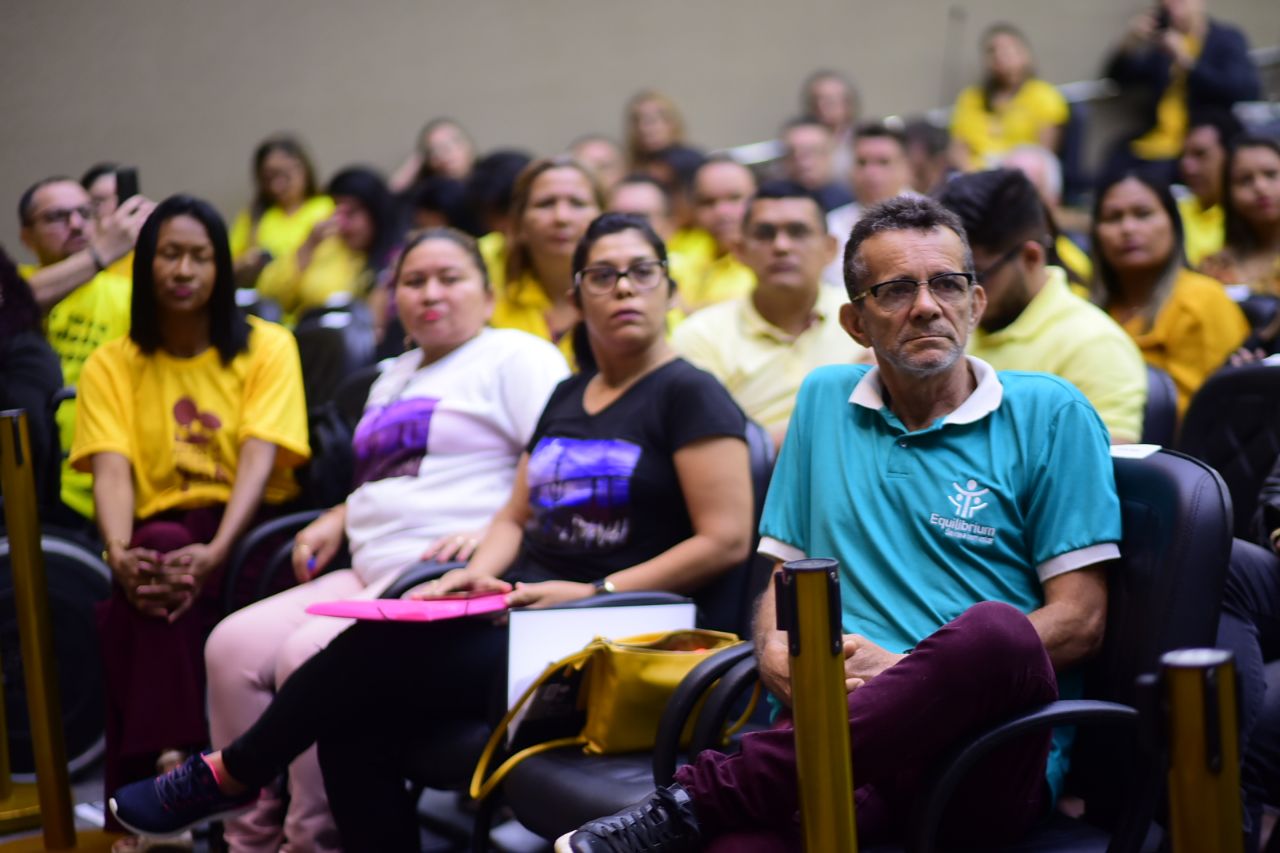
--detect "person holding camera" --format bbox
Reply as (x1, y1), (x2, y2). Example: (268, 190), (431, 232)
(1103, 0), (1259, 183)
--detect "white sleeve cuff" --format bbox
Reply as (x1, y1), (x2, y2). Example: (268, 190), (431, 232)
(1037, 542), (1120, 582)
(759, 537), (807, 564)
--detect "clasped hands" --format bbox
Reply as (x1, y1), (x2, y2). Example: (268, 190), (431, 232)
(109, 543), (223, 622)
(759, 632), (907, 707)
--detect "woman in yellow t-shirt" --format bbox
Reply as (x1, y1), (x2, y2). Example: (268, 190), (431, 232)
(1089, 172), (1248, 415)
(228, 135), (334, 288)
(256, 166), (402, 324)
(950, 24), (1069, 171)
(70, 195), (309, 844)
(489, 156), (604, 362)
(1200, 137), (1280, 348)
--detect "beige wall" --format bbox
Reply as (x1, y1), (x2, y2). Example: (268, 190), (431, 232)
(2, 0), (1276, 262)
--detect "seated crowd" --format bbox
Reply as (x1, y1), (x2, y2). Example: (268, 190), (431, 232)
(2, 0), (1278, 849)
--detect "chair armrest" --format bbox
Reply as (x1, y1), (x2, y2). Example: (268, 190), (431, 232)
(222, 509), (324, 615)
(906, 700), (1141, 853)
(687, 653), (763, 756)
(380, 559), (470, 599)
(651, 643), (755, 785)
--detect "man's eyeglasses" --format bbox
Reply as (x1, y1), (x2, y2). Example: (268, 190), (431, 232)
(975, 241), (1031, 283)
(850, 272), (976, 311)
(31, 206), (92, 227)
(575, 260), (667, 295)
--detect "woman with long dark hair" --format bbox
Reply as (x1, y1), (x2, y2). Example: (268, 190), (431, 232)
(110, 213), (754, 851)
(69, 195), (309, 846)
(1200, 136), (1280, 344)
(1088, 171), (1247, 413)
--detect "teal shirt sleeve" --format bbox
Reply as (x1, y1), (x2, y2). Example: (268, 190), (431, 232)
(1024, 389), (1123, 569)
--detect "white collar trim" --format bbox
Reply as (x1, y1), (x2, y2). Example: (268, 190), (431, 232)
(848, 356), (1003, 426)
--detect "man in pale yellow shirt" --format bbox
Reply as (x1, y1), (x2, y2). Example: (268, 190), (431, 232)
(939, 170), (1147, 443)
(673, 182), (868, 448)
(1176, 109), (1241, 266)
(17, 176), (154, 515)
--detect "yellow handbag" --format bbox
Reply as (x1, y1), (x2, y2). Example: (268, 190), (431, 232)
(470, 628), (751, 800)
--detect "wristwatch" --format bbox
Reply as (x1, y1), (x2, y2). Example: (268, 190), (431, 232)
(591, 577), (617, 595)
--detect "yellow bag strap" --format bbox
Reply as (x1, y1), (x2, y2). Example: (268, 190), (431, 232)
(469, 643), (599, 801)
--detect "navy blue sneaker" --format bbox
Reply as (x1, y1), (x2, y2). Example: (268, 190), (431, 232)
(109, 753), (257, 838)
(554, 784), (702, 852)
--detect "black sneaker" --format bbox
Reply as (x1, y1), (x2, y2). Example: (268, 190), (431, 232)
(554, 784), (701, 852)
(109, 752), (257, 838)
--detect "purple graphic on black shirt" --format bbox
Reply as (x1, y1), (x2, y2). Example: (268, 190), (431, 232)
(526, 437), (642, 549)
(351, 398), (439, 487)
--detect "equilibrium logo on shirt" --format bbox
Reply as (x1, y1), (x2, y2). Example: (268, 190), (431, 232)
(526, 437), (642, 549)
(929, 478), (997, 545)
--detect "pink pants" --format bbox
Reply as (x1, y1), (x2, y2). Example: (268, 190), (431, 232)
(204, 569), (396, 853)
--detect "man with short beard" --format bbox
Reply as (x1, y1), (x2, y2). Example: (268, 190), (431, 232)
(938, 169), (1148, 444)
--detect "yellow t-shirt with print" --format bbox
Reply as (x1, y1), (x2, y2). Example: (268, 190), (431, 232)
(229, 196), (335, 262)
(70, 316), (310, 520)
(950, 79), (1070, 169)
(19, 263), (133, 517)
(256, 235), (369, 322)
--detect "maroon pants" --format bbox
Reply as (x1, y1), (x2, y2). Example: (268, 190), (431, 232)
(96, 505), (281, 831)
(674, 601), (1058, 851)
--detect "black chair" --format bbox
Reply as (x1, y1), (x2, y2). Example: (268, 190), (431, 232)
(220, 509), (325, 615)
(0, 534), (111, 778)
(604, 449), (1235, 853)
(1140, 364), (1177, 447)
(331, 363), (384, 432)
(1179, 362), (1280, 538)
(234, 289), (284, 325)
(294, 305), (377, 411)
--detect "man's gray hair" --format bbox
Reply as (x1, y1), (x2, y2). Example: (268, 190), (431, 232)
(842, 196), (973, 301)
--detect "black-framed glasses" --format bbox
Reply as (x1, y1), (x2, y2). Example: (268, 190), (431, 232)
(32, 206), (92, 227)
(975, 242), (1029, 283)
(850, 272), (976, 311)
(575, 259), (667, 294)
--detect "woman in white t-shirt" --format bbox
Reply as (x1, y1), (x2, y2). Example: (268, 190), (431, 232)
(202, 227), (568, 853)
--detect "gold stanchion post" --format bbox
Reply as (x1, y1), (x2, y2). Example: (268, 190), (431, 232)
(1162, 648), (1243, 853)
(0, 410), (117, 851)
(776, 558), (857, 852)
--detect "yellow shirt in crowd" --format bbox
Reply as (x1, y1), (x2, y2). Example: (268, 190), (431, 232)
(70, 316), (310, 520)
(969, 267), (1147, 443)
(19, 262), (132, 517)
(1112, 268), (1248, 415)
(1055, 235), (1093, 287)
(1130, 33), (1204, 161)
(257, 235), (368, 322)
(671, 286), (866, 433)
(490, 271), (577, 365)
(950, 79), (1069, 169)
(1178, 195), (1225, 268)
(229, 196), (335, 262)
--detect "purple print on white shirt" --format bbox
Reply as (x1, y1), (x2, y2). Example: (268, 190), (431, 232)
(351, 398), (439, 487)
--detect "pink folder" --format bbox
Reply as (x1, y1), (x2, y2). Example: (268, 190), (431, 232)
(306, 592), (509, 622)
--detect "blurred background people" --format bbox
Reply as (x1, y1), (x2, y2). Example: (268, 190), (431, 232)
(1175, 108), (1243, 266)
(1104, 0), (1260, 183)
(388, 117), (477, 194)
(1089, 171), (1247, 414)
(800, 69), (860, 182)
(570, 135), (627, 196)
(824, 122), (916, 285)
(950, 23), (1069, 171)
(779, 117), (854, 212)
(625, 90), (703, 174)
(228, 136), (334, 290)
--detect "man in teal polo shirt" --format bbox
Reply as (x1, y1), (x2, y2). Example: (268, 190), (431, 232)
(561, 196), (1121, 853)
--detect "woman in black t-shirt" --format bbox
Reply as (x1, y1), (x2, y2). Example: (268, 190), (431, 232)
(109, 213), (754, 851)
